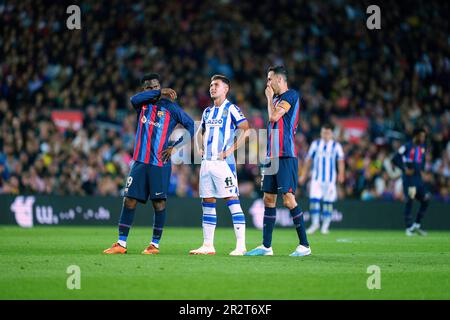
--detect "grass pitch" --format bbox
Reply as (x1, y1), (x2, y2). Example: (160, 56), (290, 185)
(1, 226), (449, 299)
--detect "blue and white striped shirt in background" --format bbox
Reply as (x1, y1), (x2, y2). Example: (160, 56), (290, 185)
(306, 139), (345, 183)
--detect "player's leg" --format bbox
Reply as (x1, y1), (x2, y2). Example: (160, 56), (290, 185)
(190, 161), (217, 255)
(142, 164), (171, 254)
(104, 162), (149, 254)
(321, 183), (337, 234)
(277, 158), (310, 257)
(245, 166), (277, 256)
(212, 161), (246, 255)
(189, 197), (217, 255)
(307, 180), (322, 234)
(403, 178), (416, 236)
(411, 184), (429, 236)
(225, 196), (247, 255)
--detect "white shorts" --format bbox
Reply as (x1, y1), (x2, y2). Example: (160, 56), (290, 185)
(309, 180), (337, 202)
(199, 160), (239, 198)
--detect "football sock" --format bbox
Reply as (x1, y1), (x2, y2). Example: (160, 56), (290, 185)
(227, 199), (246, 249)
(404, 199), (414, 228)
(415, 199), (429, 224)
(262, 207), (276, 248)
(202, 202), (217, 246)
(290, 206), (309, 247)
(310, 198), (321, 226)
(321, 202), (333, 229)
(151, 208), (166, 248)
(118, 206), (136, 247)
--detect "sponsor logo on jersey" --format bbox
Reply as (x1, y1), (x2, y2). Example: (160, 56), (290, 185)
(206, 119), (223, 126)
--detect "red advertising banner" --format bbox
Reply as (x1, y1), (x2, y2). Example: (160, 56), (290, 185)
(335, 118), (369, 143)
(51, 110), (84, 132)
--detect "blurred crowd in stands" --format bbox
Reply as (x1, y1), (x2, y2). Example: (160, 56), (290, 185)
(1, 0), (449, 201)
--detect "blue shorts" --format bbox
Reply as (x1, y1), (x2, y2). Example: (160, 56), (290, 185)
(261, 157), (298, 194)
(124, 161), (171, 203)
(402, 175), (428, 201)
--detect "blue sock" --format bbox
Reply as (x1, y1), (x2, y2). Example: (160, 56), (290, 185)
(290, 206), (309, 247)
(151, 208), (166, 246)
(263, 207), (276, 248)
(118, 206), (136, 243)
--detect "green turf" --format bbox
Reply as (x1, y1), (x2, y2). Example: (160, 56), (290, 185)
(0, 226), (449, 299)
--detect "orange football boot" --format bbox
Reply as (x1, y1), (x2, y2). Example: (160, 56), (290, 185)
(142, 244), (160, 255)
(103, 242), (127, 254)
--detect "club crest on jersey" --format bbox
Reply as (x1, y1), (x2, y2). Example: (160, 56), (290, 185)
(141, 115), (147, 123)
(157, 111), (164, 118)
(222, 109), (228, 117)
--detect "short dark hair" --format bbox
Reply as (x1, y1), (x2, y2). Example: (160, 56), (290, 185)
(141, 73), (160, 84)
(322, 122), (334, 130)
(413, 127), (426, 137)
(268, 65), (288, 81)
(211, 74), (230, 87)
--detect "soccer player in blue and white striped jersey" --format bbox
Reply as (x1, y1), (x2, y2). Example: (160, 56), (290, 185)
(189, 74), (250, 256)
(299, 123), (345, 234)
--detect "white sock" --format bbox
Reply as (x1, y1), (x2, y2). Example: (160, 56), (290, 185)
(227, 199), (246, 249)
(311, 214), (320, 226)
(321, 216), (331, 230)
(202, 202), (217, 246)
(118, 240), (127, 247)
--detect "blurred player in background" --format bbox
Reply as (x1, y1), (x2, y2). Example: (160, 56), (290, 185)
(299, 123), (345, 234)
(104, 73), (195, 254)
(190, 75), (250, 256)
(392, 127), (429, 236)
(246, 66), (311, 257)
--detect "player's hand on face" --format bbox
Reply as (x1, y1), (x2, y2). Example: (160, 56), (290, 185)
(265, 85), (274, 100)
(161, 88), (177, 101)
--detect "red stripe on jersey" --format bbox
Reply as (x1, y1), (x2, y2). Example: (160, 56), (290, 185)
(293, 100), (300, 156)
(409, 148), (415, 162)
(144, 106), (157, 164)
(417, 146), (422, 163)
(157, 111), (171, 166)
(133, 106), (146, 161)
(278, 117), (284, 157)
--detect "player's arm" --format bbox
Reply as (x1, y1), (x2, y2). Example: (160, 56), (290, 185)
(161, 104), (195, 162)
(337, 144), (345, 183)
(220, 120), (250, 160)
(299, 142), (316, 184)
(130, 88), (177, 111)
(265, 85), (291, 122)
(299, 158), (312, 185)
(130, 90), (161, 110)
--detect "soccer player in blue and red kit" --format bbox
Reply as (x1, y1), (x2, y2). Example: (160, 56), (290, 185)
(246, 66), (311, 257)
(104, 73), (195, 254)
(393, 127), (430, 236)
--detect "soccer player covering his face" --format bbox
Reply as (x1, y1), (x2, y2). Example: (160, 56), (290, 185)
(104, 73), (194, 254)
(246, 66), (311, 257)
(190, 75), (250, 256)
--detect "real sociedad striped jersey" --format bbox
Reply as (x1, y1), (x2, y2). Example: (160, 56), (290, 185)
(201, 99), (247, 161)
(306, 139), (344, 183)
(267, 89), (302, 158)
(130, 90), (194, 167)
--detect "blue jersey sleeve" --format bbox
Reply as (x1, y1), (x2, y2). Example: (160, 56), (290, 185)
(130, 90), (161, 111)
(169, 102), (195, 148)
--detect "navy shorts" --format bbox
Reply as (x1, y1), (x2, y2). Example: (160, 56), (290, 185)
(402, 176), (429, 201)
(261, 157), (298, 194)
(124, 161), (171, 203)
